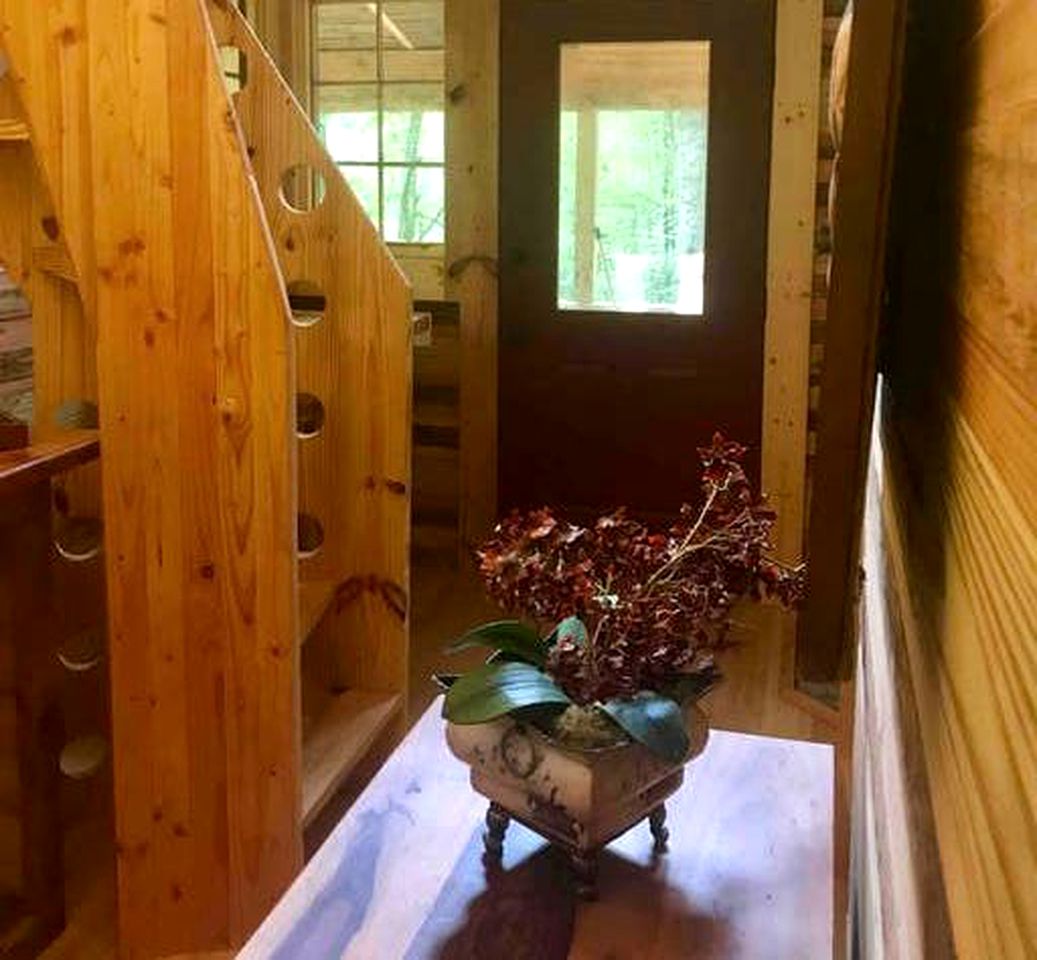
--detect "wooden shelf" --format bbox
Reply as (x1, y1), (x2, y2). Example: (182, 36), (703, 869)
(298, 579), (336, 645)
(0, 431), (99, 497)
(301, 690), (402, 830)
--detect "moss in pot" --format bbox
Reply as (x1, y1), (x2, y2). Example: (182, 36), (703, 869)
(439, 434), (806, 898)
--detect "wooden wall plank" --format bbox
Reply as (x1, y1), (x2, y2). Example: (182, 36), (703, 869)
(853, 0), (1037, 954)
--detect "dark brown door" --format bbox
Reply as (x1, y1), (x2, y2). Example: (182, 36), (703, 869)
(499, 0), (775, 518)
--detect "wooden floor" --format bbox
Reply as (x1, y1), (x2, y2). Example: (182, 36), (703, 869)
(242, 697), (834, 959)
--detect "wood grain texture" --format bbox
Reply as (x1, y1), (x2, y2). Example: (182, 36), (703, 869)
(211, 0), (411, 698)
(445, 0), (499, 549)
(860, 389), (1037, 958)
(242, 698), (834, 960)
(0, 431), (97, 496)
(850, 401), (956, 960)
(300, 691), (402, 829)
(251, 0), (311, 110)
(0, 2), (303, 954)
(853, 0), (1037, 953)
(762, 0), (823, 564)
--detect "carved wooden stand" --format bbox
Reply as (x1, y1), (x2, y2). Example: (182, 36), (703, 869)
(481, 798), (672, 900)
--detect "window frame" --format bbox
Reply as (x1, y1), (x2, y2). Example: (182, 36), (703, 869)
(310, 0), (447, 246)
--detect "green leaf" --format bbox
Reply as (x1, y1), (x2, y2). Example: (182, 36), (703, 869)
(548, 615), (588, 647)
(601, 693), (689, 764)
(447, 620), (547, 668)
(443, 661), (571, 724)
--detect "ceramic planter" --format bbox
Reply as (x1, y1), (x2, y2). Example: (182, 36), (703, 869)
(446, 702), (709, 897)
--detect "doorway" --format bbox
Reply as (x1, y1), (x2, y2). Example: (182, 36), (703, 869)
(499, 0), (776, 517)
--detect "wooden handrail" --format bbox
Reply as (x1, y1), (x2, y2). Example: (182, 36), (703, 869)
(0, 430), (99, 497)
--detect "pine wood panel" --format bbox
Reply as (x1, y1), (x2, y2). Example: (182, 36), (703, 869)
(864, 397), (1037, 957)
(853, 0), (1037, 954)
(762, 0), (822, 564)
(0, 2), (303, 954)
(209, 1), (412, 703)
(0, 431), (98, 495)
(241, 698), (834, 959)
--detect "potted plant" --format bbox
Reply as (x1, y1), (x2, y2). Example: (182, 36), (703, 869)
(440, 435), (805, 898)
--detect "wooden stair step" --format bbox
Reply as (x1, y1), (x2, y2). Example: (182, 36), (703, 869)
(301, 690), (402, 830)
(0, 118), (29, 142)
(298, 579), (336, 645)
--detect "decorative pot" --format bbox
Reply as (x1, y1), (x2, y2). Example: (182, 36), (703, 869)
(446, 702), (709, 898)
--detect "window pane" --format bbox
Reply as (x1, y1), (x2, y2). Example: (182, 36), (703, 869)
(382, 89), (444, 164)
(382, 2), (444, 50)
(557, 41), (710, 316)
(382, 83), (444, 163)
(382, 166), (444, 242)
(316, 3), (377, 51)
(317, 85), (379, 163)
(339, 164), (381, 228)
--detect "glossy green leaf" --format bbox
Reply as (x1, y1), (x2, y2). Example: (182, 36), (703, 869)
(443, 661), (571, 724)
(447, 620), (547, 667)
(601, 693), (689, 764)
(549, 615), (588, 647)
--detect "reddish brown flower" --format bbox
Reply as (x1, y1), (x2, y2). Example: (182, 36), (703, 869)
(475, 435), (806, 704)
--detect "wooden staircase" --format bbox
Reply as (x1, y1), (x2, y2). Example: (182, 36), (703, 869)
(0, 1), (411, 956)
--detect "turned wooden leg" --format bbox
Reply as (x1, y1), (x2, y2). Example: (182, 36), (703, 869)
(483, 802), (510, 859)
(572, 850), (598, 900)
(649, 803), (670, 852)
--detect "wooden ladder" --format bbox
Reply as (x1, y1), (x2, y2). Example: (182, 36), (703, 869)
(0, 0), (411, 956)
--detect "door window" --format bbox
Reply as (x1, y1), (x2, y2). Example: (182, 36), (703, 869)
(557, 41), (711, 316)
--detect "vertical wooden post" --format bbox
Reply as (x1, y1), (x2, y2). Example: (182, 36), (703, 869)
(446, 0), (500, 548)
(761, 0), (823, 565)
(799, 0), (908, 681)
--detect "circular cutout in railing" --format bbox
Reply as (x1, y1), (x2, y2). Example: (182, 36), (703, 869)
(218, 45), (248, 96)
(280, 164), (327, 214)
(54, 398), (99, 431)
(297, 512), (325, 559)
(296, 392), (325, 439)
(60, 734), (109, 780)
(58, 627), (105, 673)
(286, 280), (327, 328)
(54, 516), (103, 563)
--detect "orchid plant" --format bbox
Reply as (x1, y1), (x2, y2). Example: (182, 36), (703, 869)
(440, 434), (806, 762)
